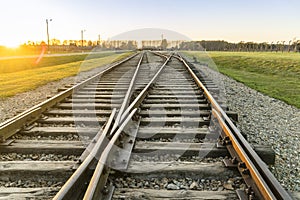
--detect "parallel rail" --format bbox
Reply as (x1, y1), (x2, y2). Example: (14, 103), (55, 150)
(0, 51), (292, 200)
(54, 52), (172, 199)
(54, 51), (292, 199)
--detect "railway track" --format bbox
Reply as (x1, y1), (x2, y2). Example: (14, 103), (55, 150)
(0, 51), (293, 199)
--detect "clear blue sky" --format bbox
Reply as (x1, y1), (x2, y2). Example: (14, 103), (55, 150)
(0, 0), (299, 47)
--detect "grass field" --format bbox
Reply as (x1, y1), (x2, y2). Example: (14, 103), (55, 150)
(0, 51), (120, 73)
(0, 51), (134, 98)
(182, 51), (300, 108)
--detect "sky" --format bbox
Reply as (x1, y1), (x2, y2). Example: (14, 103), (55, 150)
(0, 0), (299, 47)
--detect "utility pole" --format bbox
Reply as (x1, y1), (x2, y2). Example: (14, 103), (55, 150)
(46, 19), (52, 53)
(81, 29), (86, 47)
(161, 34), (164, 50)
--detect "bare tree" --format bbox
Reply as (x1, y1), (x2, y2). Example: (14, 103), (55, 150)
(276, 41), (280, 52)
(161, 39), (168, 50)
(288, 40), (292, 52)
(295, 40), (300, 52)
(281, 41), (285, 53)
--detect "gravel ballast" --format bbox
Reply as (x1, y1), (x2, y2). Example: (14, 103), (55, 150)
(0, 77), (75, 123)
(192, 60), (300, 193)
(112, 176), (244, 191)
(223, 76), (300, 192)
(0, 63), (111, 123)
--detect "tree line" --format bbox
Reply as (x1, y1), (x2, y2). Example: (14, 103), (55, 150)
(179, 40), (300, 52)
(24, 39), (138, 50)
(10, 39), (300, 53)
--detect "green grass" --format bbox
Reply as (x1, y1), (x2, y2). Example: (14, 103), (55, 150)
(0, 52), (134, 98)
(182, 51), (300, 108)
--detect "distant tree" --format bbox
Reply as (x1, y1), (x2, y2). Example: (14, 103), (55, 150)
(102, 41), (107, 49)
(127, 40), (137, 50)
(161, 39), (168, 50)
(294, 40), (300, 52)
(270, 42), (274, 52)
(92, 41), (98, 46)
(254, 43), (259, 52)
(51, 38), (61, 45)
(276, 41), (280, 52)
(288, 40), (292, 52)
(263, 42), (268, 51)
(119, 41), (127, 49)
(26, 40), (35, 46)
(281, 41), (285, 52)
(237, 41), (244, 51)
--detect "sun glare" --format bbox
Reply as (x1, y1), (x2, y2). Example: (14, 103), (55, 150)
(3, 41), (21, 49)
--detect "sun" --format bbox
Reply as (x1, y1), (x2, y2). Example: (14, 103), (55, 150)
(2, 41), (21, 49)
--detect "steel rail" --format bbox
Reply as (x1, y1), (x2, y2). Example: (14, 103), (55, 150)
(0, 52), (139, 142)
(53, 108), (117, 200)
(212, 109), (275, 199)
(82, 52), (172, 199)
(55, 51), (168, 199)
(176, 53), (292, 200)
(83, 108), (137, 200)
(110, 52), (144, 134)
(120, 54), (172, 123)
(54, 51), (166, 200)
